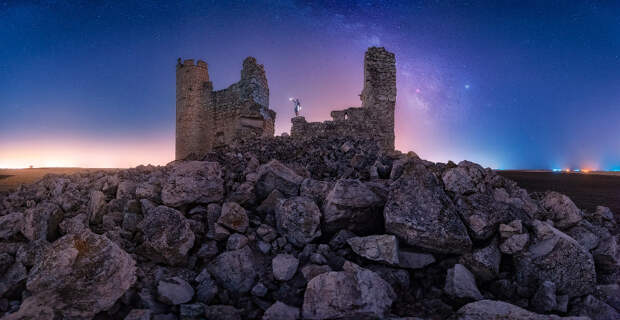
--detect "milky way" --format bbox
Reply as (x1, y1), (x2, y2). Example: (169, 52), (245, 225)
(1, 1), (619, 169)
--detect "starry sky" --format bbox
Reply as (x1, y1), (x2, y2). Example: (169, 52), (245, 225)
(1, 0), (619, 169)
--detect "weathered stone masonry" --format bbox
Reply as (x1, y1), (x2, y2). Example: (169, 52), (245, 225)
(290, 47), (396, 151)
(175, 57), (276, 160)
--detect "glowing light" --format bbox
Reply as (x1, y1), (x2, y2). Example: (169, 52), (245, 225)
(415, 88), (421, 93)
(582, 169), (591, 173)
(574, 169), (581, 172)
(552, 168), (561, 172)
(564, 169), (571, 172)
(464, 84), (470, 89)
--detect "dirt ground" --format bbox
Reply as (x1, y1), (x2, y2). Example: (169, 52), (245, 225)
(0, 168), (114, 192)
(498, 171), (620, 219)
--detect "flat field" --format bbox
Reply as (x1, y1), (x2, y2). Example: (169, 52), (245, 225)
(497, 171), (620, 221)
(0, 168), (114, 192)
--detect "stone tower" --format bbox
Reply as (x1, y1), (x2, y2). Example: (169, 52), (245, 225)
(176, 57), (276, 160)
(360, 47), (396, 150)
(176, 59), (211, 160)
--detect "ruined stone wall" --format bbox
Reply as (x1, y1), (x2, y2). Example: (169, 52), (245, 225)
(176, 57), (275, 159)
(290, 47), (397, 151)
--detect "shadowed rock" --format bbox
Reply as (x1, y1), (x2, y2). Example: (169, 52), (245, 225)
(137, 205), (195, 265)
(384, 160), (472, 254)
(5, 229), (136, 319)
(161, 161), (224, 207)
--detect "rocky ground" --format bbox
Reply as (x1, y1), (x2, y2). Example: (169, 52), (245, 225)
(0, 135), (618, 320)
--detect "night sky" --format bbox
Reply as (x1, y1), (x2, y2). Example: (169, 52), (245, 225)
(1, 0), (619, 169)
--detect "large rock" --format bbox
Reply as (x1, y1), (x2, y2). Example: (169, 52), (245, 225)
(444, 264), (483, 301)
(569, 294), (620, 320)
(347, 235), (399, 264)
(208, 246), (257, 293)
(217, 202), (249, 233)
(459, 238), (501, 282)
(161, 161), (224, 207)
(302, 261), (395, 319)
(300, 178), (333, 206)
(443, 162), (533, 240)
(514, 220), (596, 298)
(530, 280), (557, 313)
(539, 191), (583, 229)
(0, 212), (23, 239)
(21, 201), (63, 241)
(452, 300), (588, 320)
(137, 205), (195, 265)
(157, 277), (194, 305)
(323, 179), (384, 234)
(384, 161), (472, 254)
(272, 254), (300, 281)
(275, 196), (322, 247)
(7, 229), (136, 319)
(255, 160), (304, 199)
(0, 262), (27, 297)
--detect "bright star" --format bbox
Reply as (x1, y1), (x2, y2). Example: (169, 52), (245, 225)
(464, 84), (470, 89)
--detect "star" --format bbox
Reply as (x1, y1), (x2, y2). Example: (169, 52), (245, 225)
(464, 84), (470, 89)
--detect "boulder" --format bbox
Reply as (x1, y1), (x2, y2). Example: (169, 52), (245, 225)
(195, 269), (218, 304)
(208, 246), (257, 293)
(0, 212), (23, 239)
(22, 201), (63, 241)
(591, 235), (618, 271)
(9, 229), (136, 319)
(157, 277), (194, 305)
(569, 294), (619, 320)
(444, 264), (483, 301)
(226, 233), (249, 250)
(0, 262), (27, 298)
(594, 284), (620, 311)
(384, 161), (471, 254)
(161, 161), (224, 207)
(566, 220), (600, 251)
(452, 299), (588, 320)
(218, 202), (249, 233)
(500, 233), (529, 255)
(275, 196), (322, 247)
(442, 162), (534, 240)
(255, 160), (304, 199)
(539, 191), (583, 229)
(302, 261), (395, 319)
(272, 254), (300, 281)
(323, 179), (384, 234)
(530, 280), (557, 313)
(459, 238), (501, 282)
(300, 178), (333, 206)
(137, 205), (195, 265)
(256, 189), (285, 215)
(262, 301), (300, 320)
(514, 220), (596, 298)
(87, 190), (108, 224)
(347, 234), (399, 264)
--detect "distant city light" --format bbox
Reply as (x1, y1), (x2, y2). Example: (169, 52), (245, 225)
(574, 169), (581, 172)
(552, 168), (561, 172)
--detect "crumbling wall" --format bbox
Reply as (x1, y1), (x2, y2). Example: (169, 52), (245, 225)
(176, 57), (275, 159)
(290, 47), (396, 151)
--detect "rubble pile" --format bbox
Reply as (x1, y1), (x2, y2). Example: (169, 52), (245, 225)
(0, 136), (618, 320)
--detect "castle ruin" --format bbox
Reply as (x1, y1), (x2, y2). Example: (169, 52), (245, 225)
(175, 57), (276, 160)
(175, 47), (395, 159)
(290, 47), (396, 150)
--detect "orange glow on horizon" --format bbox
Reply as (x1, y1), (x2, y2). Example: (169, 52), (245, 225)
(0, 135), (174, 169)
